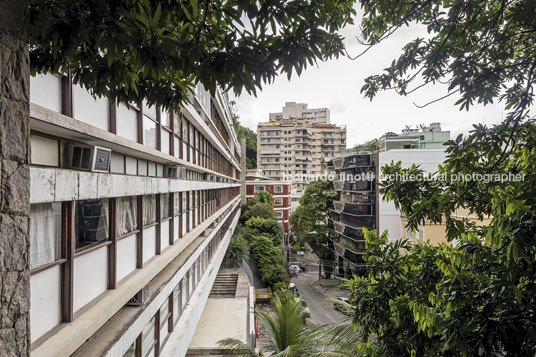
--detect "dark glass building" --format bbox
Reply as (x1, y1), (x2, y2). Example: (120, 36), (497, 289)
(328, 154), (379, 278)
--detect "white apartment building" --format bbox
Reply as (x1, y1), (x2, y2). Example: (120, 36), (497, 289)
(259, 103), (346, 209)
(268, 101), (330, 124)
(28, 73), (242, 357)
(378, 149), (447, 241)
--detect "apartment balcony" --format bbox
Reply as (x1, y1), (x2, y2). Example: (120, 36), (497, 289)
(328, 218), (335, 230)
(333, 241), (367, 267)
(260, 150), (280, 155)
(334, 180), (374, 192)
(329, 217), (366, 242)
(295, 130), (313, 137)
(339, 213), (376, 229)
(332, 155), (374, 170)
(295, 156), (312, 162)
(331, 200), (374, 216)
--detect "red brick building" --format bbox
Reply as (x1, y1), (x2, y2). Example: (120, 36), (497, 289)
(246, 170), (292, 233)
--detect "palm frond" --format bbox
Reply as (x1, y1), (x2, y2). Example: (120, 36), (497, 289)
(254, 294), (309, 354)
(218, 338), (259, 356)
(308, 318), (360, 356)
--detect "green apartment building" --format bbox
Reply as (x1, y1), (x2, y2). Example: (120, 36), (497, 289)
(344, 122), (450, 156)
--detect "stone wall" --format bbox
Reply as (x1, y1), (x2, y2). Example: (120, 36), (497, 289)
(0, 1), (31, 356)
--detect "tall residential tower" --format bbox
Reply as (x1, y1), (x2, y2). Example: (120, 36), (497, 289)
(258, 103), (346, 209)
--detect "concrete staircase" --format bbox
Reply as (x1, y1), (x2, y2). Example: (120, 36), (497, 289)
(209, 273), (238, 298)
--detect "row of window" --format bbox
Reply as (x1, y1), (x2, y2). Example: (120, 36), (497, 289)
(252, 185), (284, 193)
(30, 74), (238, 179)
(123, 207), (239, 357)
(30, 187), (239, 270)
(170, 111), (236, 178)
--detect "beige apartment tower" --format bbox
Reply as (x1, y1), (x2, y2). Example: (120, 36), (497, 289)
(258, 103), (346, 209)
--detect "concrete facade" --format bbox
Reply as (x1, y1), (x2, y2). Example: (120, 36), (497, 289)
(27, 71), (242, 357)
(0, 2), (31, 356)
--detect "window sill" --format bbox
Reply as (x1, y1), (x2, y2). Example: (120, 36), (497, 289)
(117, 230), (140, 241)
(143, 222), (159, 229)
(75, 240), (112, 257)
(30, 258), (67, 276)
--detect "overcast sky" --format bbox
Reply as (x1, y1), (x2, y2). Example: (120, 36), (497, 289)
(232, 19), (504, 148)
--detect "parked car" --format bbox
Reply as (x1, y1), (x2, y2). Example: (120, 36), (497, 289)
(296, 250), (305, 256)
(333, 296), (352, 316)
(297, 298), (310, 317)
(289, 261), (306, 272)
(288, 265), (300, 276)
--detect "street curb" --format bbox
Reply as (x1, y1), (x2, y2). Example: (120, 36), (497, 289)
(310, 280), (328, 298)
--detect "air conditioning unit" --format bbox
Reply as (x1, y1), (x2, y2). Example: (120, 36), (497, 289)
(67, 144), (111, 172)
(127, 284), (150, 306)
(164, 165), (180, 178)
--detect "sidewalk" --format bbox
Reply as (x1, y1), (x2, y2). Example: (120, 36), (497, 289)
(310, 278), (350, 300)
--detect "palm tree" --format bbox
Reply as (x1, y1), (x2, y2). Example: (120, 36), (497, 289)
(219, 293), (314, 356)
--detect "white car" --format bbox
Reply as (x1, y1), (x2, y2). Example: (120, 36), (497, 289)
(296, 251), (305, 256)
(288, 265), (300, 275)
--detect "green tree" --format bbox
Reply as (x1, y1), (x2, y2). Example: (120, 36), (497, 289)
(242, 203), (276, 222)
(239, 125), (258, 169)
(299, 178), (336, 224)
(338, 1), (536, 355)
(290, 178), (336, 261)
(219, 293), (312, 356)
(249, 234), (288, 287)
(245, 217), (282, 244)
(230, 100), (257, 169)
(357, 121), (536, 356)
(30, 0), (356, 109)
(289, 205), (315, 239)
(223, 232), (249, 268)
(254, 191), (274, 205)
(358, 0), (536, 128)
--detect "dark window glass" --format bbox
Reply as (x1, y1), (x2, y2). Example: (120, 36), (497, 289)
(75, 199), (109, 249)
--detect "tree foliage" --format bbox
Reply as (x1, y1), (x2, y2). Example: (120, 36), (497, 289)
(245, 216), (282, 245)
(358, 0), (536, 127)
(351, 120), (536, 356)
(230, 100), (257, 169)
(223, 229), (249, 268)
(343, 2), (536, 355)
(239, 125), (258, 169)
(290, 178), (337, 260)
(30, 0), (356, 109)
(242, 203), (276, 222)
(250, 234), (288, 288)
(238, 191), (288, 288)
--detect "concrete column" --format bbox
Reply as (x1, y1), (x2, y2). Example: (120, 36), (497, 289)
(240, 138), (246, 205)
(0, 1), (31, 355)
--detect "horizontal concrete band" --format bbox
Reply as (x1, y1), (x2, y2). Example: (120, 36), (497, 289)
(30, 167), (240, 204)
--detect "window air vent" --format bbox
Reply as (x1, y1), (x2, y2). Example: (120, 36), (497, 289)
(68, 144), (111, 172)
(127, 284), (150, 306)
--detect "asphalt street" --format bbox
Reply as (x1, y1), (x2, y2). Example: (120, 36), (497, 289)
(292, 265), (345, 326)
